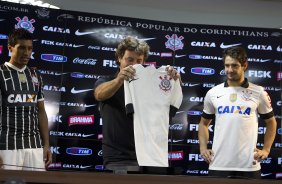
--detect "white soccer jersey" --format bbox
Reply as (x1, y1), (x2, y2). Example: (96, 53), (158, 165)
(203, 81), (273, 171)
(124, 64), (183, 167)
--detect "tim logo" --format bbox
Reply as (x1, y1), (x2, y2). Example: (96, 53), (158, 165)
(41, 54), (67, 62)
(191, 67), (215, 75)
(66, 147), (92, 156)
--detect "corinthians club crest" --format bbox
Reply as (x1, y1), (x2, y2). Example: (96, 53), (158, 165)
(165, 34), (184, 51)
(159, 75), (172, 92)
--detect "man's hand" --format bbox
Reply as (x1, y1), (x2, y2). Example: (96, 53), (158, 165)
(43, 146), (52, 168)
(117, 65), (136, 81)
(200, 149), (214, 164)
(254, 148), (269, 162)
(166, 65), (181, 81)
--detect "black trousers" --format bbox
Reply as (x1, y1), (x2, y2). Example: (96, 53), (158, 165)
(209, 170), (261, 179)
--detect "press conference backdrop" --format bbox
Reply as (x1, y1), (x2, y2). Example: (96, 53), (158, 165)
(0, 1), (281, 179)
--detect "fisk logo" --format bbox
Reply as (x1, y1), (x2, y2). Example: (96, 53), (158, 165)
(189, 154), (204, 161)
(66, 147), (92, 156)
(191, 67), (215, 75)
(68, 115), (94, 126)
(41, 54), (67, 62)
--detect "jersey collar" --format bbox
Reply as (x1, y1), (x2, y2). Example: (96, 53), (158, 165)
(224, 78), (249, 88)
(5, 62), (26, 72)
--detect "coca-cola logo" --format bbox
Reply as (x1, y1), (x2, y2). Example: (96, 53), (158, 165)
(169, 123), (184, 130)
(73, 57), (97, 65)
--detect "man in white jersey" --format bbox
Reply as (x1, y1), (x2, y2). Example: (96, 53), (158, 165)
(94, 36), (180, 173)
(124, 64), (182, 167)
(0, 28), (52, 170)
(198, 46), (277, 179)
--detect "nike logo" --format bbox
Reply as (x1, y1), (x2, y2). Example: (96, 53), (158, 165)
(188, 83), (201, 87)
(82, 134), (95, 138)
(175, 54), (186, 58)
(172, 139), (184, 143)
(0, 19), (5, 21)
(84, 104), (96, 108)
(75, 30), (98, 36)
(128, 78), (139, 83)
(176, 111), (185, 114)
(138, 38), (156, 41)
(71, 87), (93, 94)
(216, 95), (224, 98)
(4, 78), (11, 81)
(73, 44), (85, 48)
(80, 165), (92, 169)
(220, 43), (242, 49)
(261, 173), (272, 177)
(54, 72), (68, 76)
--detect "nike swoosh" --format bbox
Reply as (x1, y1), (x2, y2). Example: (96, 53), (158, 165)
(75, 30), (98, 36)
(82, 134), (95, 137)
(189, 83), (200, 87)
(220, 43), (242, 49)
(176, 111), (185, 114)
(4, 78), (11, 81)
(173, 140), (184, 143)
(84, 104), (96, 108)
(71, 87), (93, 94)
(73, 44), (85, 48)
(217, 95), (224, 98)
(55, 72), (68, 76)
(138, 38), (156, 41)
(260, 59), (271, 62)
(175, 54), (186, 58)
(0, 19), (5, 21)
(261, 173), (272, 177)
(128, 78), (139, 83)
(80, 165), (92, 169)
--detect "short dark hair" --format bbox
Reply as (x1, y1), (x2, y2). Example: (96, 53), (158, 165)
(115, 36), (150, 63)
(222, 46), (247, 66)
(8, 28), (33, 47)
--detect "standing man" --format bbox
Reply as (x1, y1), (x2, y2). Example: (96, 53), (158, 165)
(0, 28), (52, 170)
(94, 36), (180, 172)
(198, 46), (277, 179)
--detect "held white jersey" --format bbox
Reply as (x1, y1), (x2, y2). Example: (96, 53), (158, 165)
(203, 81), (273, 171)
(124, 64), (183, 167)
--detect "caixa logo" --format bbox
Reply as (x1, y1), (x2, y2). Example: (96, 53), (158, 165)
(66, 147), (92, 156)
(41, 54), (67, 62)
(191, 67), (215, 75)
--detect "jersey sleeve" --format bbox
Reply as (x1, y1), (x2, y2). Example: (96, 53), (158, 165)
(124, 80), (134, 118)
(202, 89), (215, 119)
(258, 90), (274, 119)
(169, 79), (183, 117)
(37, 71), (44, 101)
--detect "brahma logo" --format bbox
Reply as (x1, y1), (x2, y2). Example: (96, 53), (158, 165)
(41, 54), (67, 62)
(191, 67), (215, 75)
(47, 162), (62, 169)
(68, 115), (94, 126)
(277, 72), (282, 81)
(168, 151), (184, 160)
(66, 147), (92, 156)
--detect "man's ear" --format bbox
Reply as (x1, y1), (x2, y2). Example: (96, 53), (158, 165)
(8, 45), (13, 53)
(243, 62), (248, 72)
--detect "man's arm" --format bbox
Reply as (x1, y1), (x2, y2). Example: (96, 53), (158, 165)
(198, 116), (213, 163)
(254, 116), (277, 161)
(38, 100), (52, 167)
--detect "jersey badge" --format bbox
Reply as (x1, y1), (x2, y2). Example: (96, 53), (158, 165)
(229, 93), (237, 102)
(165, 34), (184, 51)
(31, 74), (39, 85)
(241, 89), (253, 101)
(159, 75), (172, 92)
